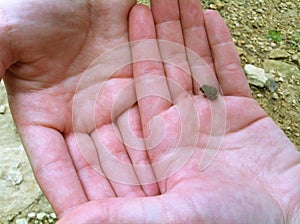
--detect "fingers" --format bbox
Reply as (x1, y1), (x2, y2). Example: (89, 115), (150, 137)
(129, 5), (190, 190)
(178, 0), (217, 94)
(151, 0), (193, 100)
(66, 133), (117, 200)
(116, 106), (160, 196)
(204, 10), (252, 97)
(129, 5), (171, 133)
(17, 126), (88, 218)
(91, 124), (148, 198)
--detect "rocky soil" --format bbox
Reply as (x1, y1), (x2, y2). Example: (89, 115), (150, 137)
(0, 0), (299, 223)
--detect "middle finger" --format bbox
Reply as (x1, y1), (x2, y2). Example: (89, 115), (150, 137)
(151, 0), (193, 103)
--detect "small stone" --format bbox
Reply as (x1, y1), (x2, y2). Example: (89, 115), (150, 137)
(277, 77), (284, 83)
(292, 54), (298, 60)
(292, 54), (300, 66)
(272, 93), (279, 100)
(0, 105), (6, 114)
(265, 78), (277, 92)
(28, 212), (36, 219)
(244, 64), (268, 87)
(200, 85), (218, 100)
(49, 213), (57, 219)
(269, 49), (290, 59)
(15, 218), (28, 224)
(215, 1), (225, 9)
(236, 47), (245, 56)
(256, 8), (264, 14)
(209, 4), (217, 10)
(37, 212), (48, 221)
(246, 55), (256, 64)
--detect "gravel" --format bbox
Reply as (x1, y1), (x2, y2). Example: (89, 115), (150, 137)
(15, 212), (57, 224)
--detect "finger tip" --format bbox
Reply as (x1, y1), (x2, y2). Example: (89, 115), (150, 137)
(204, 9), (221, 18)
(130, 3), (151, 15)
(129, 4), (155, 41)
(129, 3), (152, 24)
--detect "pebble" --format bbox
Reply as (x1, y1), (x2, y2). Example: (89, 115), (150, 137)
(50, 213), (57, 219)
(269, 49), (290, 59)
(15, 218), (28, 224)
(292, 54), (300, 66)
(27, 212), (36, 219)
(36, 212), (48, 221)
(236, 47), (245, 56)
(244, 64), (268, 87)
(272, 93), (279, 100)
(209, 4), (217, 9)
(277, 77), (284, 83)
(265, 79), (277, 92)
(0, 105), (6, 114)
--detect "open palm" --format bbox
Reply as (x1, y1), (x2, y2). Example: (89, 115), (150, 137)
(1, 0), (160, 218)
(1, 0), (299, 223)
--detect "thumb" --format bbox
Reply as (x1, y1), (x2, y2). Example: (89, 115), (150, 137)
(57, 195), (196, 224)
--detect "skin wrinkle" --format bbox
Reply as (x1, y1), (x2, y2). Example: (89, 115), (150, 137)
(156, 19), (181, 27)
(7, 96), (70, 134)
(183, 193), (203, 223)
(290, 199), (300, 224)
(267, 161), (300, 223)
(215, 62), (245, 81)
(268, 192), (286, 223)
(239, 159), (286, 222)
(34, 158), (75, 186)
(225, 112), (269, 135)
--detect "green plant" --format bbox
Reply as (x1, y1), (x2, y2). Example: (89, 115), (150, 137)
(288, 31), (300, 48)
(266, 30), (283, 43)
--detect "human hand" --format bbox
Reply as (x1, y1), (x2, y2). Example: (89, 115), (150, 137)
(56, 1), (300, 223)
(1, 0), (299, 223)
(0, 0), (162, 218)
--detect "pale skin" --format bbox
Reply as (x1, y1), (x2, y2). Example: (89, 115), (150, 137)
(0, 0), (299, 223)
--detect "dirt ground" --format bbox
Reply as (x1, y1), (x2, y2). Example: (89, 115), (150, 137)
(0, 0), (299, 223)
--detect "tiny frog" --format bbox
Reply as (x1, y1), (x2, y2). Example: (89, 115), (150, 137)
(200, 85), (218, 100)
